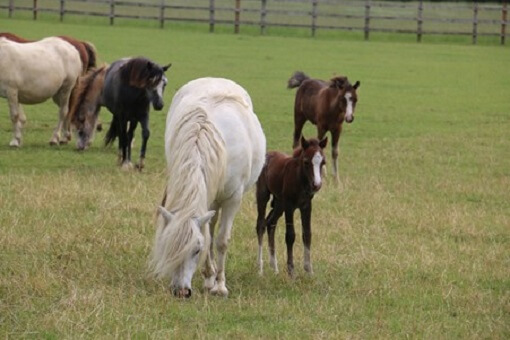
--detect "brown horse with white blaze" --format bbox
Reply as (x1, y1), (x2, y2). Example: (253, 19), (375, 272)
(256, 136), (327, 277)
(288, 71), (360, 181)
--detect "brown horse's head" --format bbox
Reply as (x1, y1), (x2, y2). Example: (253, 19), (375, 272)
(295, 136), (328, 193)
(68, 66), (107, 150)
(330, 76), (360, 123)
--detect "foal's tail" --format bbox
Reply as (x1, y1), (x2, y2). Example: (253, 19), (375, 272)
(287, 71), (309, 89)
(104, 115), (118, 146)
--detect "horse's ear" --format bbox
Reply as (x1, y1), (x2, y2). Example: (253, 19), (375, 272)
(197, 211), (216, 227)
(319, 136), (328, 149)
(353, 81), (360, 89)
(158, 206), (174, 224)
(300, 135), (310, 150)
(162, 63), (172, 72)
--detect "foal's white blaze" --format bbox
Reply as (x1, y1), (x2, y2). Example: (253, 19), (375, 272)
(156, 75), (168, 99)
(345, 92), (354, 121)
(312, 151), (323, 188)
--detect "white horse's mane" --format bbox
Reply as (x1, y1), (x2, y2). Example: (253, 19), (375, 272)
(149, 96), (227, 280)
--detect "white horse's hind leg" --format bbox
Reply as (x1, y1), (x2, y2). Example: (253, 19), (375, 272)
(210, 192), (242, 297)
(7, 90), (22, 147)
(50, 85), (73, 145)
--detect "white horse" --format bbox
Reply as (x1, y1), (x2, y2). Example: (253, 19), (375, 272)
(149, 77), (266, 298)
(0, 37), (82, 147)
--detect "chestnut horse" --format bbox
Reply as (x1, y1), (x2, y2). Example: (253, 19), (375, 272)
(288, 71), (360, 181)
(256, 136), (327, 277)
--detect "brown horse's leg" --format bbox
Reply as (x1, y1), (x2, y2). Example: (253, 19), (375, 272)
(293, 111), (307, 149)
(267, 201), (284, 274)
(284, 208), (296, 277)
(255, 180), (270, 275)
(300, 202), (313, 274)
(331, 126), (342, 181)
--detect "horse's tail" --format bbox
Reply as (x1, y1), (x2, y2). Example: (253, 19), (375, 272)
(67, 66), (106, 127)
(287, 71), (309, 89)
(82, 41), (97, 71)
(105, 115), (118, 146)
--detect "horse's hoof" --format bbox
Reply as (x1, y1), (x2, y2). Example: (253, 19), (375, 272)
(9, 139), (20, 147)
(135, 160), (145, 171)
(59, 139), (69, 145)
(210, 284), (228, 297)
(49, 139), (59, 146)
(203, 276), (216, 291)
(120, 162), (134, 171)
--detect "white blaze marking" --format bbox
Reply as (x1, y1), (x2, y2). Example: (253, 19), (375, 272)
(345, 92), (353, 120)
(156, 75), (168, 99)
(312, 151), (323, 188)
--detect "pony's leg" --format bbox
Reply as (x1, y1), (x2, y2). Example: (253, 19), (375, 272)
(256, 184), (270, 275)
(50, 86), (73, 145)
(18, 104), (27, 126)
(118, 119), (132, 170)
(293, 113), (307, 149)
(210, 192), (243, 297)
(7, 90), (22, 147)
(317, 128), (328, 178)
(331, 126), (342, 182)
(284, 208), (296, 277)
(267, 202), (284, 274)
(203, 203), (220, 291)
(137, 115), (150, 170)
(300, 203), (313, 274)
(126, 120), (138, 163)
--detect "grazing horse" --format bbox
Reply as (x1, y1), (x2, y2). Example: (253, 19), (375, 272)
(67, 57), (171, 168)
(149, 77), (266, 298)
(0, 37), (83, 146)
(256, 136), (327, 277)
(288, 71), (360, 181)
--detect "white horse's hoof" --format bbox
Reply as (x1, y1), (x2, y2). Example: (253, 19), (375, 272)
(120, 162), (134, 171)
(203, 276), (216, 291)
(210, 283), (228, 297)
(9, 139), (20, 147)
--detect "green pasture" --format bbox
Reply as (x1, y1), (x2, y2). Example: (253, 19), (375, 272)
(0, 18), (509, 338)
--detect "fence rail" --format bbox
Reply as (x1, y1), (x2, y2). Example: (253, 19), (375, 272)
(1, 0), (508, 44)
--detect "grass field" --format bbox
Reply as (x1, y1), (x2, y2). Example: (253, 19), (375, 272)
(0, 18), (509, 338)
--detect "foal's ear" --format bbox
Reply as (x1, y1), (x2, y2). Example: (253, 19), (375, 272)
(162, 63), (172, 72)
(353, 81), (360, 89)
(319, 136), (328, 149)
(300, 135), (310, 150)
(158, 206), (174, 224)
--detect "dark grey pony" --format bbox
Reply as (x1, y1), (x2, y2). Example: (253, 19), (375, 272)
(68, 57), (171, 170)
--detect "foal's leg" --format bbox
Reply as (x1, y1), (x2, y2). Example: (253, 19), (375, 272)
(210, 191), (243, 297)
(255, 183), (270, 275)
(331, 126), (342, 182)
(6, 90), (22, 147)
(267, 201), (284, 274)
(284, 208), (296, 277)
(203, 203), (220, 291)
(137, 114), (150, 170)
(300, 202), (313, 274)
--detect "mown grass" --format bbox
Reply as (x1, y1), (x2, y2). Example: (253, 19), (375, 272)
(0, 18), (509, 338)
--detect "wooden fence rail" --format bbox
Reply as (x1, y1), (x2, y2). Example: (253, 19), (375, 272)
(1, 0), (508, 45)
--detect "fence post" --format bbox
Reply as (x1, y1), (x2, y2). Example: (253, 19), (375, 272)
(417, 0), (423, 42)
(109, 0), (115, 25)
(234, 0), (241, 34)
(472, 1), (478, 44)
(33, 0), (37, 20)
(60, 0), (65, 22)
(502, 1), (507, 45)
(311, 0), (318, 37)
(159, 0), (165, 28)
(364, 0), (370, 41)
(260, 0), (267, 35)
(209, 0), (215, 33)
(8, 0), (14, 18)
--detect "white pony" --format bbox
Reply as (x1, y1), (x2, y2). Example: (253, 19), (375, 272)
(0, 37), (82, 146)
(149, 77), (266, 297)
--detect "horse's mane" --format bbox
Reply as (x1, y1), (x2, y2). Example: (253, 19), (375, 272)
(58, 36), (97, 73)
(67, 66), (107, 126)
(0, 32), (31, 43)
(120, 57), (162, 88)
(149, 105), (227, 279)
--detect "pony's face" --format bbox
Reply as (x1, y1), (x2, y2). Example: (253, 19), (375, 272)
(300, 136), (328, 193)
(147, 74), (168, 111)
(158, 207), (215, 298)
(75, 104), (100, 150)
(342, 81), (360, 123)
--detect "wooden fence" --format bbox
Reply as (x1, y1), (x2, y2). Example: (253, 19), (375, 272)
(1, 0), (508, 44)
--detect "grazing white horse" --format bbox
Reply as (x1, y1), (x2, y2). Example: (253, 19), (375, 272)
(0, 37), (82, 146)
(149, 77), (266, 298)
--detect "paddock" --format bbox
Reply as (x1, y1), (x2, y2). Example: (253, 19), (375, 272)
(0, 18), (508, 339)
